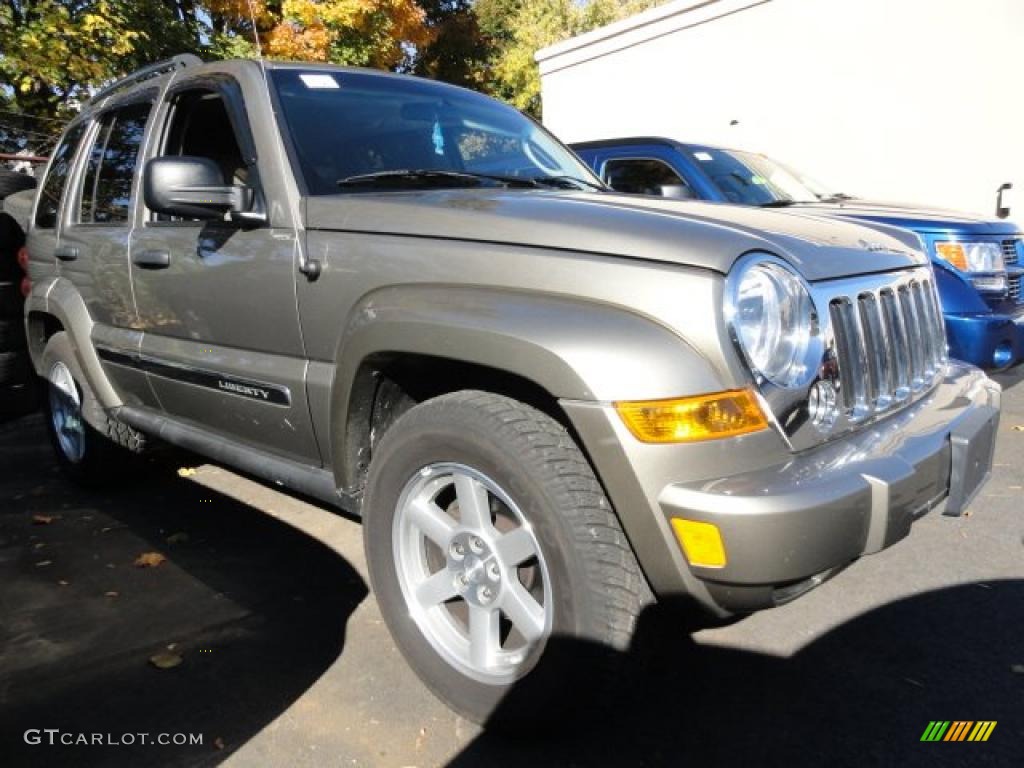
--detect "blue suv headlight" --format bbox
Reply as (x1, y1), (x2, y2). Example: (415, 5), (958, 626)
(934, 241), (1007, 292)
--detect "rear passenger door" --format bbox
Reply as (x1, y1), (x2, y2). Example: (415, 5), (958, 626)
(57, 98), (155, 407)
(128, 79), (319, 463)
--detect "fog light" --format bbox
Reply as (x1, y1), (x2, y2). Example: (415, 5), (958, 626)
(615, 389), (768, 443)
(808, 379), (838, 429)
(670, 518), (727, 568)
(992, 342), (1013, 369)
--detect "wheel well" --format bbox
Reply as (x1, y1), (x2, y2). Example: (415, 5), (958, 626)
(342, 353), (576, 494)
(26, 312), (64, 359)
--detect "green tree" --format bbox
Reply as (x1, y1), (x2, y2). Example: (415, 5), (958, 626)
(476, 0), (664, 116)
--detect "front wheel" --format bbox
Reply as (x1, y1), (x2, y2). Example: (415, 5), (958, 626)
(363, 391), (647, 723)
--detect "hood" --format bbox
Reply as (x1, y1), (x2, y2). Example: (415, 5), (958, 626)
(305, 190), (928, 281)
(791, 198), (1021, 236)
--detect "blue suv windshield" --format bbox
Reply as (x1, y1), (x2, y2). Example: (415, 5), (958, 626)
(270, 68), (600, 195)
(684, 145), (836, 205)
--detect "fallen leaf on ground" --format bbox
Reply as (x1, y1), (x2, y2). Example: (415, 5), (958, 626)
(105, 591), (119, 598)
(1012, 664), (1024, 674)
(58, 580), (70, 586)
(134, 552), (167, 568)
(33, 542), (46, 550)
(36, 560), (52, 567)
(213, 737), (225, 750)
(166, 532), (189, 545)
(149, 651), (183, 670)
(32, 514), (55, 525)
(177, 467), (197, 477)
(1014, 425), (1024, 432)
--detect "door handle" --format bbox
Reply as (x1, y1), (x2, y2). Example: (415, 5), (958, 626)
(132, 249), (171, 269)
(54, 245), (79, 262)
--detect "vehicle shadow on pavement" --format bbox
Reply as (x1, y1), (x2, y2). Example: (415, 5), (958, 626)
(0, 416), (368, 768)
(451, 581), (1023, 768)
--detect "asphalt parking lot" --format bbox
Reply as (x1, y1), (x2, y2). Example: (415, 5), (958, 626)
(1, 368), (1022, 768)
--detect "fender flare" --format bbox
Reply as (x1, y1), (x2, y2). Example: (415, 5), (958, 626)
(25, 276), (123, 410)
(329, 283), (726, 491)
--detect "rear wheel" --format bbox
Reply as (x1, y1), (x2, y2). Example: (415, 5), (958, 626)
(363, 390), (647, 724)
(41, 332), (145, 483)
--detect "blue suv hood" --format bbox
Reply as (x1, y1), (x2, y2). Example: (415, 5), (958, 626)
(791, 199), (1020, 236)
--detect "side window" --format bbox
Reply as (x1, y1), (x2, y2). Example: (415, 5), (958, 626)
(154, 89), (248, 221)
(79, 103), (151, 224)
(603, 158), (690, 196)
(34, 123), (87, 229)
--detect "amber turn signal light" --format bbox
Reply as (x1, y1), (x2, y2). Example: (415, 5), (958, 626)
(615, 388), (768, 443)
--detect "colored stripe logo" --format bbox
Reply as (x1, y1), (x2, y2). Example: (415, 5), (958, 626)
(921, 721), (997, 742)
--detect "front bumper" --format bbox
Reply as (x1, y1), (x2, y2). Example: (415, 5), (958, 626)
(564, 363), (1001, 615)
(945, 307), (1024, 369)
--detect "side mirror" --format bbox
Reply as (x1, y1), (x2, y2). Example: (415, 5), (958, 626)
(659, 184), (695, 200)
(996, 182), (1012, 220)
(144, 156), (254, 221)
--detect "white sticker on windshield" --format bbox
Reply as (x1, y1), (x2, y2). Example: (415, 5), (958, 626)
(694, 151), (714, 162)
(300, 74), (340, 89)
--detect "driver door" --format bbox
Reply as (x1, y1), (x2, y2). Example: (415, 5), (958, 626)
(129, 80), (319, 463)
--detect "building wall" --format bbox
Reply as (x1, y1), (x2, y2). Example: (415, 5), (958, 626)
(538, 0), (1024, 217)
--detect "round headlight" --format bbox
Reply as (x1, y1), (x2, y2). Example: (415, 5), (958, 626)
(728, 257), (817, 388)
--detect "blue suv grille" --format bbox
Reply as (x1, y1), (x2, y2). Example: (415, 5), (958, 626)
(1003, 239), (1021, 303)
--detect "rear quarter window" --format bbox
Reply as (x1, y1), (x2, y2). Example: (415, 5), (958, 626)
(34, 123), (87, 229)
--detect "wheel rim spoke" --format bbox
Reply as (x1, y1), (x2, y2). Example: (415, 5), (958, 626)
(493, 527), (537, 567)
(500, 581), (546, 642)
(415, 569), (459, 608)
(407, 498), (455, 547)
(468, 603), (500, 668)
(454, 473), (492, 532)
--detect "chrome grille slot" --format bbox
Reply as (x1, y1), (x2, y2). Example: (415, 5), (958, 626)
(857, 293), (890, 408)
(829, 298), (865, 415)
(879, 288), (910, 399)
(828, 272), (944, 421)
(1001, 239), (1019, 265)
(1010, 276), (1021, 303)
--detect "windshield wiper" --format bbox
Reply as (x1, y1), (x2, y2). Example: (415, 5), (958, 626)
(818, 192), (856, 203)
(337, 169), (540, 189)
(758, 199), (801, 208)
(532, 175), (607, 191)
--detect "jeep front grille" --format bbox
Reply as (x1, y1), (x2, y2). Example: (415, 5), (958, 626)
(828, 273), (945, 419)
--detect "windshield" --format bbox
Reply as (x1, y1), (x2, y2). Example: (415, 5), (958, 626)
(270, 68), (601, 195)
(684, 145), (837, 205)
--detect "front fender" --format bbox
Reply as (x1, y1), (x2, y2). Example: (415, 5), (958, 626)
(329, 283), (727, 490)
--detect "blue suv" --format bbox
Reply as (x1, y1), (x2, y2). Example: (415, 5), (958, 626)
(573, 137), (1023, 370)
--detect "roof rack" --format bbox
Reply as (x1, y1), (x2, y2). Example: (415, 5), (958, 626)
(90, 54), (203, 106)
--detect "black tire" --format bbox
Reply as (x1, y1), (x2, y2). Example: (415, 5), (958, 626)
(0, 350), (29, 384)
(0, 169), (36, 200)
(41, 332), (145, 484)
(0, 212), (26, 282)
(363, 390), (647, 724)
(0, 319), (26, 351)
(0, 281), (21, 318)
(0, 381), (41, 423)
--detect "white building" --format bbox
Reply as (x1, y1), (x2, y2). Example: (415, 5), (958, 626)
(537, 0), (1023, 217)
